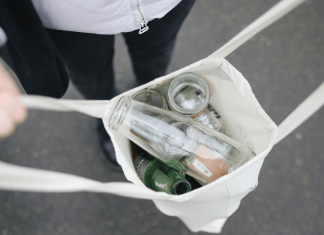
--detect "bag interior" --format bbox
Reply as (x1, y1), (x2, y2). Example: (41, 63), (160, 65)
(104, 58), (277, 186)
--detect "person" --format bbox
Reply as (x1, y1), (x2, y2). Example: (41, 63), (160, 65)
(0, 27), (27, 138)
(0, 0), (195, 169)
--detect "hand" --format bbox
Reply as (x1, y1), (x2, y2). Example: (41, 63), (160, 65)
(0, 59), (27, 138)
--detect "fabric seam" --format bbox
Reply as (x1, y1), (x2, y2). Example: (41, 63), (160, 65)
(223, 178), (230, 217)
(221, 59), (276, 131)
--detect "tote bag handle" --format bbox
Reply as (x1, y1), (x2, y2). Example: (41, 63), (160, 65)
(2, 84), (323, 197)
(208, 0), (305, 59)
(205, 0), (324, 144)
(10, 84), (323, 196)
(0, 95), (174, 200)
(20, 95), (112, 119)
(0, 161), (172, 200)
(275, 82), (324, 144)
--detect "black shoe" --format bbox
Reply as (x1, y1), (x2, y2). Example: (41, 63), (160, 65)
(97, 119), (122, 172)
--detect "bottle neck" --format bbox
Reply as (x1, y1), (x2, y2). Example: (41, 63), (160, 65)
(172, 180), (191, 195)
(109, 96), (131, 131)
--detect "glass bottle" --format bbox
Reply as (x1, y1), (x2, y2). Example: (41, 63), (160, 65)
(134, 152), (191, 195)
(109, 96), (254, 185)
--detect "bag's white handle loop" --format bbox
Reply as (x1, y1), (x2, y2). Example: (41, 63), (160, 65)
(0, 160), (172, 200)
(13, 95), (174, 199)
(275, 82), (324, 144)
(208, 0), (305, 59)
(9, 86), (323, 197)
(20, 94), (113, 119)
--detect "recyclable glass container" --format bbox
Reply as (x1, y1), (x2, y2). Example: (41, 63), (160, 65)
(131, 89), (167, 109)
(168, 72), (223, 132)
(134, 152), (191, 195)
(109, 97), (254, 185)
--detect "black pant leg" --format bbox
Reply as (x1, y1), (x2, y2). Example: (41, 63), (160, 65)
(0, 0), (69, 98)
(46, 29), (116, 100)
(122, 0), (196, 86)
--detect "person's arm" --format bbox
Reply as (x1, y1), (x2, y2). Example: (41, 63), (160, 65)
(0, 59), (27, 137)
(0, 27), (27, 138)
(0, 27), (6, 47)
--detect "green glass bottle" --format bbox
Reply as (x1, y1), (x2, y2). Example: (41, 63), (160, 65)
(134, 153), (191, 195)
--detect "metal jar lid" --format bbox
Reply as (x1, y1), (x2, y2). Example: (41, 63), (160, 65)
(168, 73), (210, 117)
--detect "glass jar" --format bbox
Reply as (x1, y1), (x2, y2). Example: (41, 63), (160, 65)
(168, 72), (223, 132)
(131, 89), (167, 109)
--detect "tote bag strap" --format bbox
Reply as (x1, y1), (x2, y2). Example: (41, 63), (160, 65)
(275, 82), (324, 144)
(0, 160), (171, 200)
(6, 95), (172, 200)
(7, 87), (323, 196)
(208, 0), (305, 59)
(20, 94), (113, 119)
(205, 0), (324, 144)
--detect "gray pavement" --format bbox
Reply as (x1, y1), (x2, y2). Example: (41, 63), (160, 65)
(1, 0), (324, 234)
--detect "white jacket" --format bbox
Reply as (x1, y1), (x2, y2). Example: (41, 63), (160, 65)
(31, 0), (182, 35)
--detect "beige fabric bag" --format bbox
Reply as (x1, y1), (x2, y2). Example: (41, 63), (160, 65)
(1, 0), (323, 233)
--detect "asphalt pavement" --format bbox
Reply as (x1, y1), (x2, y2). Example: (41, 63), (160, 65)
(0, 0), (324, 234)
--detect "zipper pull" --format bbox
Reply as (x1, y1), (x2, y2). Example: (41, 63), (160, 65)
(139, 20), (149, 34)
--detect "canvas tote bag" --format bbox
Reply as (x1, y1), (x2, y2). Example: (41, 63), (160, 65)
(1, 0), (323, 233)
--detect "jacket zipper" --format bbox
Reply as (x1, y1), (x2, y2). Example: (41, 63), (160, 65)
(136, 0), (149, 34)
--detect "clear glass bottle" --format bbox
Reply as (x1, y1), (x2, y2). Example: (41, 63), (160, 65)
(109, 97), (254, 185)
(194, 106), (223, 132)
